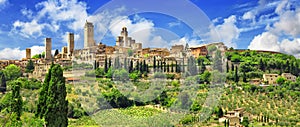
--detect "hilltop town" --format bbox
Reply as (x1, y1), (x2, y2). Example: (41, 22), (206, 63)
(1, 21), (300, 127)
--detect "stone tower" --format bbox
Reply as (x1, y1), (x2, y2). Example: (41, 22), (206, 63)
(45, 38), (52, 61)
(68, 33), (74, 58)
(84, 21), (95, 48)
(26, 48), (31, 59)
(121, 27), (128, 47)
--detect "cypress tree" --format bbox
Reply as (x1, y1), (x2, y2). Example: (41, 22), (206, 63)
(36, 64), (53, 118)
(129, 59), (133, 73)
(153, 56), (156, 72)
(0, 71), (6, 93)
(157, 60), (160, 72)
(259, 58), (265, 72)
(167, 64), (170, 72)
(139, 60), (143, 72)
(163, 61), (166, 72)
(54, 49), (59, 56)
(26, 59), (35, 73)
(136, 61), (140, 72)
(160, 61), (163, 72)
(11, 81), (23, 120)
(104, 56), (108, 73)
(171, 62), (174, 72)
(143, 60), (147, 73)
(108, 58), (112, 68)
(226, 61), (229, 73)
(36, 64), (68, 127)
(124, 57), (128, 70)
(234, 66), (239, 84)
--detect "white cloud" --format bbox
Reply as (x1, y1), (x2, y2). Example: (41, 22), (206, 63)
(109, 16), (155, 44)
(248, 32), (300, 58)
(0, 45), (45, 60)
(11, 0), (89, 38)
(0, 47), (25, 60)
(247, 0), (300, 58)
(168, 21), (181, 27)
(272, 6), (300, 37)
(280, 38), (300, 57)
(0, 0), (8, 6)
(242, 11), (255, 20)
(35, 0), (88, 31)
(248, 32), (280, 52)
(21, 8), (33, 19)
(170, 37), (203, 48)
(12, 20), (46, 38)
(30, 46), (45, 56)
(210, 15), (239, 48)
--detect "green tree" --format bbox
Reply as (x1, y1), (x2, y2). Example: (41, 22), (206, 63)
(10, 81), (23, 120)
(105, 67), (113, 78)
(32, 54), (41, 59)
(41, 52), (45, 58)
(241, 117), (249, 127)
(54, 49), (59, 56)
(129, 72), (139, 82)
(95, 68), (105, 77)
(129, 59), (133, 73)
(104, 56), (108, 73)
(25, 59), (35, 73)
(259, 58), (265, 72)
(127, 49), (133, 56)
(234, 66), (239, 84)
(3, 64), (22, 81)
(276, 77), (286, 85)
(0, 71), (6, 93)
(36, 64), (68, 127)
(212, 50), (223, 72)
(153, 56), (156, 72)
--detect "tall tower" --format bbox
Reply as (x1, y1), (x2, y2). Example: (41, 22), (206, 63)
(84, 21), (95, 48)
(68, 33), (74, 58)
(121, 27), (128, 47)
(26, 48), (31, 59)
(45, 38), (52, 61)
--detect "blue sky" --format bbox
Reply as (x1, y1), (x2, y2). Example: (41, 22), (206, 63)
(0, 0), (300, 60)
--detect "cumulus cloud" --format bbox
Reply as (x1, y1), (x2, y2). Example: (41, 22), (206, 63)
(242, 11), (255, 20)
(271, 4), (300, 37)
(12, 20), (46, 38)
(0, 45), (45, 60)
(248, 32), (280, 52)
(248, 32), (300, 57)
(11, 0), (89, 38)
(210, 15), (239, 48)
(248, 0), (300, 58)
(21, 8), (33, 19)
(0, 48), (25, 60)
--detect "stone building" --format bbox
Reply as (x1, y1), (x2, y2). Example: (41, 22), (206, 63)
(116, 27), (142, 50)
(84, 21), (95, 48)
(26, 48), (31, 59)
(190, 45), (208, 58)
(263, 74), (279, 85)
(281, 73), (296, 82)
(68, 33), (75, 58)
(45, 38), (52, 62)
